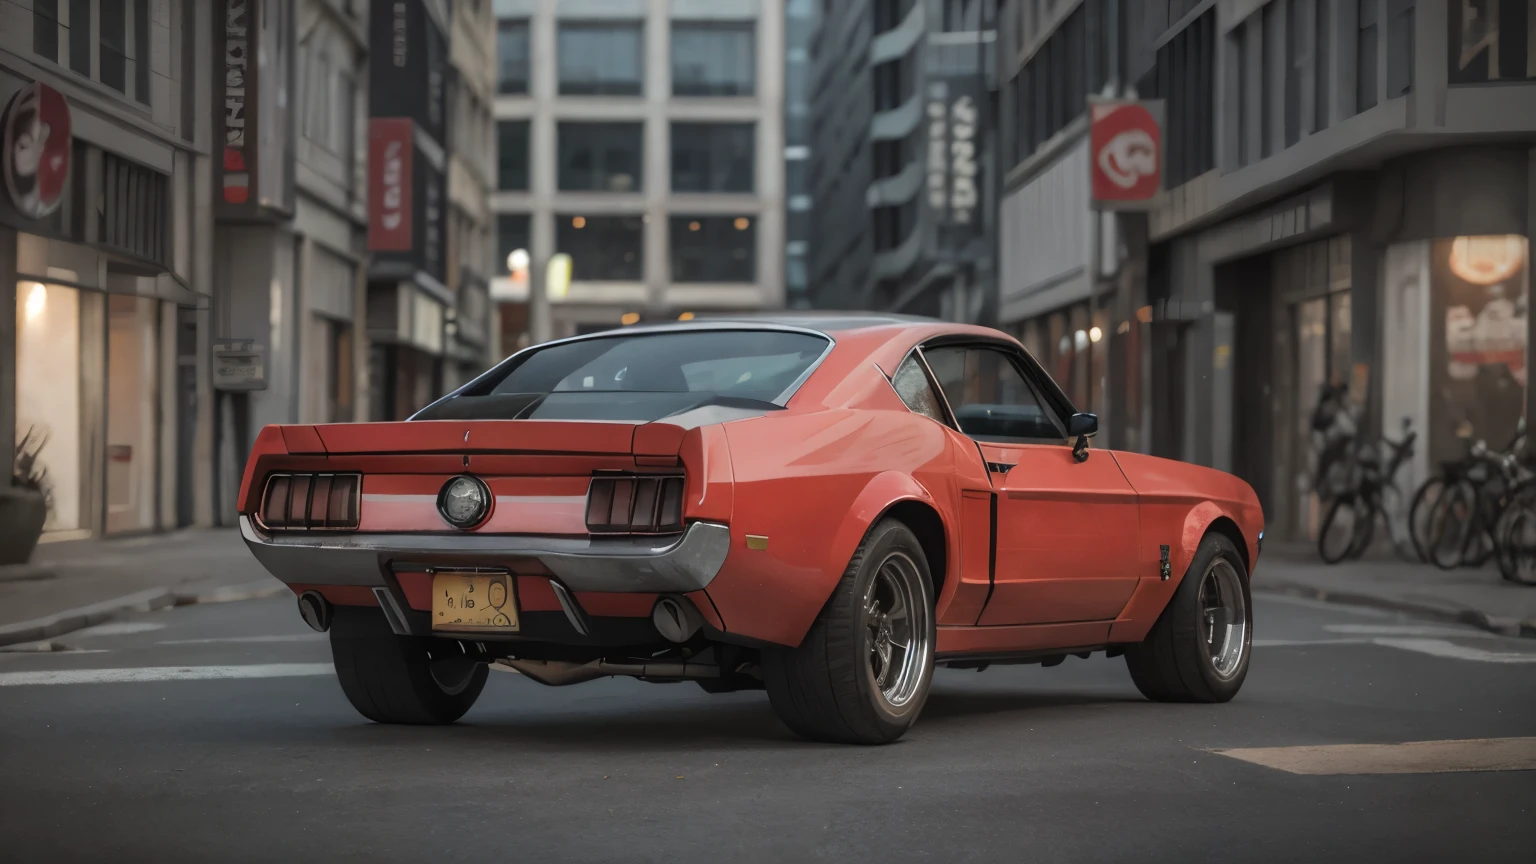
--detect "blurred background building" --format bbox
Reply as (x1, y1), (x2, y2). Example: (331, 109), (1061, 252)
(783, 0), (819, 310)
(3, 0), (216, 538)
(806, 0), (998, 322)
(993, 0), (1536, 547)
(489, 0), (786, 351)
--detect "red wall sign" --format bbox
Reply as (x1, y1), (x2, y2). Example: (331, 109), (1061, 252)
(368, 117), (414, 251)
(2, 82), (72, 220)
(1089, 100), (1162, 209)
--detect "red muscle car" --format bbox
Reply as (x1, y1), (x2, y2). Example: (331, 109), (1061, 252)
(239, 316), (1264, 744)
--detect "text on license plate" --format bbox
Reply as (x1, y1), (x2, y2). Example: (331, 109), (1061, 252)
(431, 572), (519, 631)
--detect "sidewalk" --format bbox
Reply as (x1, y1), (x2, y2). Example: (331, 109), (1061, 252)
(1255, 545), (1536, 638)
(0, 528), (281, 646)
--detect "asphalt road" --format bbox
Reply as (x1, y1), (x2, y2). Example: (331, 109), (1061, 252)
(1, 589), (1533, 863)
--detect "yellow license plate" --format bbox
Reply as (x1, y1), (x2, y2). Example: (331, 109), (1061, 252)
(431, 572), (519, 632)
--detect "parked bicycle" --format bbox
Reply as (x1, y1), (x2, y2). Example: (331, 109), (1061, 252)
(1316, 418), (1417, 564)
(1411, 418), (1527, 570)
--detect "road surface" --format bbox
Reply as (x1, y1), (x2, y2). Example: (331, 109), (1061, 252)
(2, 589), (1533, 863)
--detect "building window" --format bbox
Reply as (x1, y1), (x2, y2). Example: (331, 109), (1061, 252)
(1448, 0), (1536, 83)
(497, 121), (530, 191)
(671, 123), (755, 193)
(672, 23), (755, 96)
(497, 20), (530, 94)
(1152, 10), (1215, 187)
(1261, 3), (1277, 158)
(558, 22), (643, 96)
(557, 215), (644, 281)
(34, 1), (60, 61)
(1315, 0), (1331, 131)
(872, 58), (913, 111)
(558, 122), (643, 192)
(496, 214), (531, 276)
(670, 216), (756, 283)
(1285, 0), (1302, 148)
(1357, 0), (1379, 111)
(35, 0), (151, 103)
(1385, 0), (1415, 97)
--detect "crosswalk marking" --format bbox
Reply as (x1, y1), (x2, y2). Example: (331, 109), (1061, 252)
(1211, 738), (1536, 775)
(1371, 638), (1536, 664)
(0, 663), (334, 686)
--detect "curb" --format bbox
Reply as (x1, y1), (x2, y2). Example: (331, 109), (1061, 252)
(1254, 579), (1532, 639)
(0, 581), (287, 648)
(0, 564), (58, 584)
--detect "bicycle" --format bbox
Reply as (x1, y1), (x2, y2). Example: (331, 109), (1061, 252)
(1316, 419), (1417, 564)
(1492, 453), (1536, 585)
(1409, 418), (1527, 566)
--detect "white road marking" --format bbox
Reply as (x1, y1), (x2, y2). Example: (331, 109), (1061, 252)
(1211, 738), (1536, 775)
(156, 634), (325, 645)
(1371, 638), (1536, 664)
(1324, 623), (1497, 639)
(72, 621), (167, 638)
(0, 663), (334, 686)
(1253, 638), (1373, 647)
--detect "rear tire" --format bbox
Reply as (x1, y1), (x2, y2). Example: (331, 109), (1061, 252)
(1125, 533), (1252, 704)
(330, 606), (488, 725)
(761, 519), (936, 745)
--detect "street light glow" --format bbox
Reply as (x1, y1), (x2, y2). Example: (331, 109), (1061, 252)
(572, 216), (587, 229)
(507, 248), (530, 272)
(1089, 326), (1103, 343)
(621, 312), (641, 325)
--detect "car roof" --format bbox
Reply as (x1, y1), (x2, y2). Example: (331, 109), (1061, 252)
(630, 312), (943, 336)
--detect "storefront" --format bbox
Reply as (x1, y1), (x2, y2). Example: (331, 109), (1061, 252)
(3, 74), (198, 541)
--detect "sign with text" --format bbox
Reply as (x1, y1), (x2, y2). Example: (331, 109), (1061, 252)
(215, 0), (295, 219)
(926, 79), (981, 228)
(212, 340), (268, 391)
(1089, 99), (1164, 210)
(368, 118), (414, 251)
(2, 82), (71, 220)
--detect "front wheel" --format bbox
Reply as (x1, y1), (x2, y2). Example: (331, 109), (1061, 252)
(1318, 495), (1372, 564)
(761, 519), (936, 745)
(1125, 533), (1252, 703)
(330, 606), (488, 725)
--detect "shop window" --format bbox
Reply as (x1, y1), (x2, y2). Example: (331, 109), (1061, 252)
(105, 294), (160, 535)
(15, 282), (84, 533)
(498, 121), (530, 191)
(558, 23), (643, 96)
(672, 23), (756, 96)
(558, 122), (643, 192)
(670, 215), (756, 283)
(497, 20), (530, 94)
(556, 214), (644, 281)
(671, 123), (755, 193)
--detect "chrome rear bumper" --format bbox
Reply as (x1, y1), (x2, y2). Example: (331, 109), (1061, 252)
(238, 515), (732, 594)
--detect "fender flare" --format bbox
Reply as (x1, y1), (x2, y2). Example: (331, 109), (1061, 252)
(1175, 500), (1247, 583)
(823, 471), (943, 583)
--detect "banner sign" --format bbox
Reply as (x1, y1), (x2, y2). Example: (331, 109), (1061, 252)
(368, 118), (414, 251)
(2, 82), (71, 221)
(1089, 99), (1164, 210)
(215, 0), (295, 219)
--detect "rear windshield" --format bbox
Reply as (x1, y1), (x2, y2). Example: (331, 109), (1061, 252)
(417, 329), (830, 421)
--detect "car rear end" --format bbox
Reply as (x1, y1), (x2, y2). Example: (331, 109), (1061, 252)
(236, 325), (832, 710)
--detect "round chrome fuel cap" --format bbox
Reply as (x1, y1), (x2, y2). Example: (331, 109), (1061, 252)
(438, 475), (491, 529)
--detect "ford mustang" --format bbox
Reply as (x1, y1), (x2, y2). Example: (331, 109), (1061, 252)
(238, 315), (1263, 744)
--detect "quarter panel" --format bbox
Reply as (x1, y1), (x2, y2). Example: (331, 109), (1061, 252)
(1107, 451), (1265, 643)
(709, 405), (960, 647)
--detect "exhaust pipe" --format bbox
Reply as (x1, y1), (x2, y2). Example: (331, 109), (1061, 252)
(497, 658), (720, 687)
(651, 596), (704, 644)
(297, 590), (332, 633)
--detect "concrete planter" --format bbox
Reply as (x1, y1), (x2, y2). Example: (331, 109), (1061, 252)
(0, 486), (47, 566)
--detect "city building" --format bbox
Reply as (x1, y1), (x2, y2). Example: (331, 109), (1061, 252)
(995, 0), (1536, 545)
(806, 0), (997, 321)
(210, 0), (372, 523)
(2, 0), (216, 538)
(444, 0), (498, 389)
(365, 0), (453, 420)
(784, 0), (819, 309)
(489, 0), (786, 347)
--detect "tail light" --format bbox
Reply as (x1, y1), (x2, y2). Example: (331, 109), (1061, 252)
(586, 475), (684, 534)
(259, 473), (361, 531)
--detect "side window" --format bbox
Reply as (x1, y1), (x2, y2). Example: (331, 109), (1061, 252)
(922, 345), (1066, 444)
(890, 355), (947, 424)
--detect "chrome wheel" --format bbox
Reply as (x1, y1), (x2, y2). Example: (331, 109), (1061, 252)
(1198, 558), (1248, 679)
(862, 551), (931, 709)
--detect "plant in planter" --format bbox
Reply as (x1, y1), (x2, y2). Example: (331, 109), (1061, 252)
(2, 427), (53, 566)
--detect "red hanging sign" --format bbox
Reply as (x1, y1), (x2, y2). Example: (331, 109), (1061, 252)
(2, 82), (72, 220)
(1089, 100), (1162, 209)
(368, 117), (414, 251)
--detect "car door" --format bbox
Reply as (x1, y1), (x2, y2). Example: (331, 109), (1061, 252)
(922, 341), (1141, 627)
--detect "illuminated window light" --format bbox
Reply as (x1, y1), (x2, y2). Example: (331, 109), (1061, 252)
(621, 312), (641, 325)
(1089, 326), (1103, 343)
(678, 311), (695, 321)
(572, 216), (587, 229)
(734, 217), (750, 231)
(688, 221), (701, 232)
(1448, 235), (1526, 286)
(23, 282), (46, 323)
